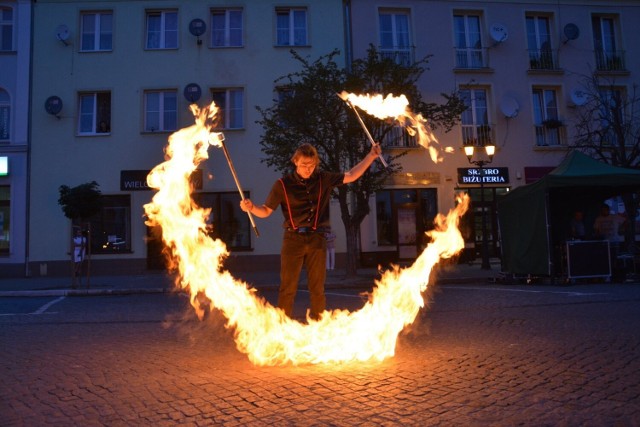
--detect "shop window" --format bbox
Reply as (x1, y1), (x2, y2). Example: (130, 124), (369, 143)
(0, 186), (9, 254)
(375, 188), (437, 246)
(193, 191), (251, 250)
(80, 195), (131, 254)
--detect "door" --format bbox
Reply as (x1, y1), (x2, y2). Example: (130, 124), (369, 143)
(397, 205), (418, 259)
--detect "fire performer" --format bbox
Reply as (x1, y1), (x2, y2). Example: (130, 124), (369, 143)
(240, 142), (382, 320)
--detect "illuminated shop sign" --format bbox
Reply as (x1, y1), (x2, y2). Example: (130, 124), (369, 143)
(457, 167), (509, 184)
(120, 169), (202, 191)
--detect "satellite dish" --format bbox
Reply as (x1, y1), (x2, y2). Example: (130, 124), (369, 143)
(563, 23), (580, 42)
(189, 19), (206, 44)
(570, 89), (587, 106)
(499, 96), (519, 118)
(184, 83), (202, 103)
(489, 23), (508, 44)
(45, 96), (63, 116)
(56, 24), (70, 45)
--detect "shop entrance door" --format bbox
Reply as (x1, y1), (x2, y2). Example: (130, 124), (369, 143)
(146, 225), (168, 270)
(397, 205), (418, 260)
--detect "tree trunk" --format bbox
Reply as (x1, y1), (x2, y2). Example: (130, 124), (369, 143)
(344, 222), (359, 277)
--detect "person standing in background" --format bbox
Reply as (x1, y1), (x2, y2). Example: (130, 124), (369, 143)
(325, 229), (336, 270)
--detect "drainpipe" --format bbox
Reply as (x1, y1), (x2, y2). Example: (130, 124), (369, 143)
(343, 0), (353, 72)
(24, 0), (35, 277)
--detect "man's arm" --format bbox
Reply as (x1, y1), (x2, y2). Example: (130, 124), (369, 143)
(240, 199), (273, 218)
(343, 144), (382, 184)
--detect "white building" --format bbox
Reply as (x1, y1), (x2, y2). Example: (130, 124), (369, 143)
(348, 0), (640, 266)
(6, 0), (640, 277)
(0, 0), (30, 276)
(26, 0), (345, 277)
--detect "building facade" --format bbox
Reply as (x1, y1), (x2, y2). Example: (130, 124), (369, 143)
(25, 0), (346, 277)
(3, 0), (640, 277)
(0, 0), (30, 276)
(349, 0), (640, 265)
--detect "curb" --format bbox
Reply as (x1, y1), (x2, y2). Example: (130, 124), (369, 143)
(0, 276), (498, 297)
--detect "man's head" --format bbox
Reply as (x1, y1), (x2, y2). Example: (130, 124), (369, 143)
(291, 143), (319, 179)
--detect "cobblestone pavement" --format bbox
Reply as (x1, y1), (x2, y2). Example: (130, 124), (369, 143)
(1, 283), (640, 426)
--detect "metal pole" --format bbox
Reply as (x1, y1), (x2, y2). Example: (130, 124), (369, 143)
(479, 164), (491, 270)
(219, 137), (260, 237)
(346, 102), (389, 168)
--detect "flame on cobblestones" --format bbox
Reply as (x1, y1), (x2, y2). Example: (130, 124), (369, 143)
(144, 102), (469, 366)
(338, 91), (453, 163)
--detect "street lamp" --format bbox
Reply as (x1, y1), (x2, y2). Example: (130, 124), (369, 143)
(463, 141), (496, 270)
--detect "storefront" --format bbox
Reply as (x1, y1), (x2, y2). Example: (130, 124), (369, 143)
(456, 166), (510, 263)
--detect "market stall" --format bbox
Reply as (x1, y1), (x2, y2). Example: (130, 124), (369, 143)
(497, 151), (640, 279)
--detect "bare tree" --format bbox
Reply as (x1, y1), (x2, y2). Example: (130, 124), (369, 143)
(569, 72), (640, 250)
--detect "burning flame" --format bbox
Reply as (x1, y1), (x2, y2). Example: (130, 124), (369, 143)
(144, 102), (469, 366)
(338, 91), (453, 163)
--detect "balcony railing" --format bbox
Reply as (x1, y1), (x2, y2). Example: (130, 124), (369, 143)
(528, 48), (557, 70)
(454, 47), (489, 69)
(378, 47), (415, 67)
(461, 124), (494, 146)
(595, 49), (627, 72)
(534, 121), (567, 146)
(381, 125), (418, 148)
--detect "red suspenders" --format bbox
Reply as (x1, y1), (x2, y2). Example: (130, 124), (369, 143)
(279, 177), (322, 230)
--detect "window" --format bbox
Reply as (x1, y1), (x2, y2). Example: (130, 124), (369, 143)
(144, 90), (177, 132)
(78, 92), (111, 135)
(211, 88), (244, 129)
(82, 195), (131, 254)
(460, 88), (491, 146)
(454, 13), (484, 68)
(0, 186), (9, 255)
(0, 6), (13, 51)
(193, 192), (251, 250)
(599, 87), (626, 145)
(146, 10), (178, 49)
(275, 8), (307, 46)
(375, 189), (437, 247)
(592, 15), (625, 71)
(0, 89), (9, 141)
(211, 8), (243, 47)
(80, 11), (113, 52)
(526, 15), (554, 70)
(532, 87), (563, 146)
(275, 87), (295, 127)
(378, 10), (412, 66)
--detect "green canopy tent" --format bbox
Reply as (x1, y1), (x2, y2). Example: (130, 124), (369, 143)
(497, 151), (640, 277)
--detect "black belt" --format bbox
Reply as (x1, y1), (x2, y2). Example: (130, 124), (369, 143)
(287, 227), (329, 234)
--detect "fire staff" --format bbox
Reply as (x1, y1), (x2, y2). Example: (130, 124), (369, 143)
(240, 143), (382, 320)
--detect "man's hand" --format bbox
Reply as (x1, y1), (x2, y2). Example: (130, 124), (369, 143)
(240, 199), (253, 213)
(369, 143), (382, 158)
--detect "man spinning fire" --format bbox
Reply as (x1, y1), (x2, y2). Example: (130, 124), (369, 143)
(240, 142), (382, 320)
